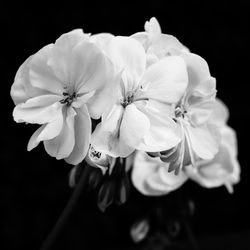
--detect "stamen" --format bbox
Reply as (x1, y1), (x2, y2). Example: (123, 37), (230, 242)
(121, 92), (134, 107)
(60, 92), (77, 106)
(174, 106), (187, 119)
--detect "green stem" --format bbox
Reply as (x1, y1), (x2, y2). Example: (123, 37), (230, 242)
(40, 164), (90, 250)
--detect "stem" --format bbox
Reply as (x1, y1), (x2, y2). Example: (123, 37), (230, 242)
(40, 164), (90, 250)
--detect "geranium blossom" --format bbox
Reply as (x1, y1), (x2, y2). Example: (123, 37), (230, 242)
(11, 30), (115, 164)
(91, 36), (188, 158)
(133, 17), (219, 173)
(132, 99), (240, 195)
(185, 100), (240, 193)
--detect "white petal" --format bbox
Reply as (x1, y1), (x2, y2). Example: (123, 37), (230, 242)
(181, 52), (214, 94)
(132, 151), (187, 196)
(37, 109), (64, 141)
(185, 124), (219, 160)
(147, 34), (188, 59)
(146, 166), (187, 193)
(91, 104), (134, 157)
(27, 125), (46, 151)
(132, 151), (164, 196)
(138, 56), (188, 103)
(209, 99), (229, 126)
(65, 105), (91, 165)
(13, 96), (62, 124)
(136, 100), (181, 152)
(47, 30), (88, 84)
(107, 36), (146, 90)
(29, 44), (65, 94)
(120, 103), (150, 148)
(131, 32), (149, 49)
(71, 41), (114, 94)
(44, 107), (76, 159)
(90, 33), (114, 51)
(11, 56), (49, 105)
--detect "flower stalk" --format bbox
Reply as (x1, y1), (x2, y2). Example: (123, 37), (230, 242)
(40, 163), (91, 250)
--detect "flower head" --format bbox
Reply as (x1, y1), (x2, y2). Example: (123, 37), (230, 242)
(11, 30), (115, 164)
(91, 36), (188, 158)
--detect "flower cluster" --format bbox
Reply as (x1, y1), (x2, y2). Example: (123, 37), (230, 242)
(11, 17), (240, 196)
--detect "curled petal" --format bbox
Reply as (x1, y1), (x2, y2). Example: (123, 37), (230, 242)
(132, 151), (187, 196)
(27, 125), (46, 151)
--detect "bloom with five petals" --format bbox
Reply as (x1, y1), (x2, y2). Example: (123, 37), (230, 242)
(91, 36), (188, 158)
(11, 30), (114, 164)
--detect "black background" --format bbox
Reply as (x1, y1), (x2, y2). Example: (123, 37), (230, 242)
(1, 1), (250, 249)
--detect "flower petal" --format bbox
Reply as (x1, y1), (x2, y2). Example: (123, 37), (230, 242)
(70, 41), (114, 94)
(37, 109), (64, 141)
(138, 56), (188, 103)
(10, 56), (50, 105)
(120, 103), (150, 148)
(132, 151), (187, 196)
(107, 36), (146, 90)
(13, 95), (62, 124)
(29, 44), (65, 94)
(27, 125), (46, 151)
(186, 127), (240, 193)
(181, 52), (214, 94)
(147, 34), (189, 59)
(136, 100), (181, 152)
(209, 99), (229, 126)
(91, 104), (134, 157)
(47, 29), (89, 84)
(65, 105), (91, 165)
(44, 107), (76, 160)
(185, 124), (219, 160)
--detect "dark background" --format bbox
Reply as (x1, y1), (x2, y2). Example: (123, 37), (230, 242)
(1, 1), (249, 249)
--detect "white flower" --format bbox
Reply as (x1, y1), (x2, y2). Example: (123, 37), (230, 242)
(11, 29), (115, 164)
(131, 17), (220, 173)
(91, 36), (188, 158)
(186, 100), (240, 193)
(132, 100), (240, 196)
(132, 150), (188, 196)
(159, 52), (219, 173)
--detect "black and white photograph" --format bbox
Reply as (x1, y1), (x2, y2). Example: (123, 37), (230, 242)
(1, 1), (249, 249)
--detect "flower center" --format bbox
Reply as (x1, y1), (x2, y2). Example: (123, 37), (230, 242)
(60, 92), (77, 106)
(121, 92), (134, 108)
(174, 106), (187, 119)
